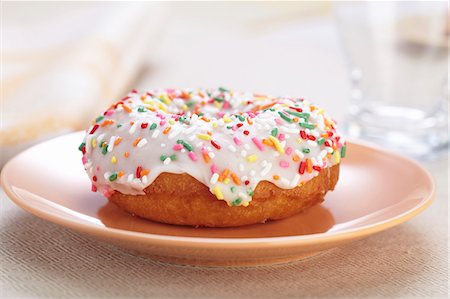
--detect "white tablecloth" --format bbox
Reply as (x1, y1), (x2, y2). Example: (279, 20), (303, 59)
(1, 3), (448, 298)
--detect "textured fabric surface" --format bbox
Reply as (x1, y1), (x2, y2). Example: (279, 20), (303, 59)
(0, 158), (448, 299)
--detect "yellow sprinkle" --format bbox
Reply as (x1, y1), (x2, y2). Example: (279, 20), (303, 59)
(157, 102), (167, 112)
(247, 155), (258, 163)
(214, 101), (222, 109)
(243, 202), (249, 207)
(168, 119), (175, 125)
(223, 116), (232, 123)
(197, 133), (212, 141)
(91, 138), (97, 148)
(111, 156), (117, 164)
(212, 122), (218, 128)
(182, 104), (188, 111)
(213, 186), (224, 200)
(268, 135), (285, 154)
(161, 94), (172, 105)
(224, 178), (230, 184)
(317, 108), (325, 115)
(333, 150), (341, 164)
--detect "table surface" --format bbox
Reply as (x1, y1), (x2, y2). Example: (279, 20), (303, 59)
(1, 4), (448, 298)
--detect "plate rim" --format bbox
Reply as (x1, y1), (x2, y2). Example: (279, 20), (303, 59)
(0, 132), (435, 248)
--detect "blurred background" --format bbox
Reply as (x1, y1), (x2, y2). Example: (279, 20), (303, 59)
(1, 1), (448, 165)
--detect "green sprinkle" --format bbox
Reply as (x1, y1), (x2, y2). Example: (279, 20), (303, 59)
(78, 142), (85, 151)
(230, 186), (237, 193)
(317, 138), (325, 145)
(95, 116), (104, 123)
(178, 116), (186, 123)
(226, 126), (233, 129)
(247, 189), (254, 196)
(214, 97), (224, 102)
(341, 145), (346, 158)
(117, 124), (122, 128)
(299, 122), (315, 129)
(149, 123), (157, 130)
(108, 173), (118, 181)
(302, 148), (310, 154)
(218, 87), (229, 93)
(177, 139), (193, 151)
(271, 128), (278, 137)
(231, 198), (243, 206)
(236, 115), (245, 122)
(137, 106), (146, 112)
(99, 141), (105, 148)
(170, 154), (177, 161)
(102, 145), (108, 155)
(285, 110), (310, 119)
(160, 154), (167, 161)
(278, 112), (293, 123)
(269, 108), (275, 111)
(186, 101), (195, 107)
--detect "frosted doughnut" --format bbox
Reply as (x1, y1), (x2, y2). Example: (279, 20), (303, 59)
(79, 88), (346, 227)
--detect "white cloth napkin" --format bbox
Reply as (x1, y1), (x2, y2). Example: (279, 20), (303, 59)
(1, 2), (167, 166)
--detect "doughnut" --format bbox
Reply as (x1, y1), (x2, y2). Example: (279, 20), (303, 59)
(79, 88), (346, 227)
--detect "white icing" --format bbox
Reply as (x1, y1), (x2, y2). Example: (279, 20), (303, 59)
(80, 88), (345, 207)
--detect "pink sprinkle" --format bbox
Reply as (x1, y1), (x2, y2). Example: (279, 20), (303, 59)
(188, 151), (198, 161)
(211, 164), (218, 174)
(278, 133), (286, 141)
(103, 189), (113, 198)
(82, 156), (87, 165)
(223, 102), (231, 109)
(217, 111), (225, 118)
(251, 137), (264, 151)
(248, 112), (256, 118)
(105, 110), (114, 116)
(173, 144), (183, 151)
(160, 120), (166, 126)
(285, 147), (293, 155)
(231, 125), (238, 131)
(275, 119), (283, 125)
(279, 161), (290, 168)
(233, 137), (242, 146)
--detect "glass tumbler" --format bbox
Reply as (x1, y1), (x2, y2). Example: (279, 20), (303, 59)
(334, 1), (448, 159)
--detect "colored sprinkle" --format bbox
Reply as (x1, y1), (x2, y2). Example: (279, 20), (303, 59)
(177, 139), (193, 151)
(271, 127), (278, 137)
(211, 140), (221, 150)
(306, 158), (313, 173)
(285, 110), (310, 119)
(95, 116), (104, 123)
(231, 198), (242, 206)
(114, 137), (122, 146)
(279, 161), (289, 168)
(102, 145), (108, 155)
(108, 173), (118, 181)
(136, 166), (142, 178)
(78, 142), (85, 152)
(163, 126), (172, 134)
(302, 148), (310, 154)
(268, 135), (284, 154)
(133, 137), (142, 147)
(160, 154), (167, 161)
(230, 186), (237, 193)
(278, 112), (293, 123)
(299, 122), (315, 129)
(299, 161), (306, 174)
(124, 151), (129, 158)
(173, 144), (183, 151)
(231, 173), (241, 185)
(317, 138), (325, 145)
(149, 123), (157, 130)
(111, 156), (117, 164)
(188, 151), (198, 161)
(273, 175), (280, 180)
(233, 137), (242, 145)
(251, 137), (264, 151)
(247, 155), (258, 163)
(341, 145), (347, 158)
(197, 133), (211, 141)
(140, 169), (150, 176)
(137, 106), (146, 112)
(213, 186), (224, 200)
(89, 124), (99, 134)
(141, 123), (148, 129)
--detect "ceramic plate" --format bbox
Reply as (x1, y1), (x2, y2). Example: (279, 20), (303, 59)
(1, 132), (434, 266)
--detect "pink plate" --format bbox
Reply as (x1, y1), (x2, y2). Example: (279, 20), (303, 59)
(1, 132), (434, 266)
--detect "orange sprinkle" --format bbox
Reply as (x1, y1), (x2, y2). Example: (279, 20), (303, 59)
(129, 121), (135, 125)
(273, 175), (280, 180)
(114, 137), (122, 146)
(140, 169), (150, 177)
(321, 133), (328, 138)
(262, 138), (274, 147)
(122, 104), (132, 113)
(293, 117), (299, 122)
(292, 154), (300, 162)
(118, 171), (124, 177)
(163, 126), (172, 134)
(202, 152), (210, 163)
(133, 137), (142, 147)
(306, 158), (313, 173)
(218, 168), (230, 182)
(140, 95), (146, 100)
(200, 116), (210, 122)
(247, 117), (253, 125)
(100, 119), (114, 127)
(310, 105), (317, 111)
(207, 131), (212, 136)
(231, 173), (241, 185)
(124, 151), (129, 158)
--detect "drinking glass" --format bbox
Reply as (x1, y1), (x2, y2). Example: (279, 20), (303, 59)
(334, 1), (448, 159)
